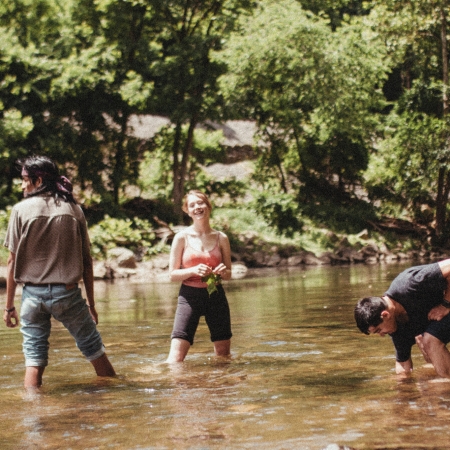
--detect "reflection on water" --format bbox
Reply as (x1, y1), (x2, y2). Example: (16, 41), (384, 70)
(1, 263), (450, 449)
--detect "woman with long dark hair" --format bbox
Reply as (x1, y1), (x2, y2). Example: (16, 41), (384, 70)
(3, 155), (115, 387)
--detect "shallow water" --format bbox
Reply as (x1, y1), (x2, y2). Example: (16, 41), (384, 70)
(1, 263), (450, 449)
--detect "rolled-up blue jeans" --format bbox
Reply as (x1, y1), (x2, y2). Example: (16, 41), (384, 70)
(20, 284), (105, 367)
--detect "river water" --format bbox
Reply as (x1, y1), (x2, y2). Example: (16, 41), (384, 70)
(1, 262), (450, 449)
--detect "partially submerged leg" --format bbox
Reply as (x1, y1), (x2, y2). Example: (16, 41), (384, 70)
(24, 366), (45, 388)
(56, 289), (115, 377)
(213, 339), (231, 357)
(20, 289), (51, 388)
(166, 338), (191, 363)
(422, 333), (450, 378)
(91, 353), (116, 377)
(415, 334), (432, 363)
(205, 287), (232, 359)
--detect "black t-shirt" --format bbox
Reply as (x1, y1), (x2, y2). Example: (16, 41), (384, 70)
(385, 263), (447, 362)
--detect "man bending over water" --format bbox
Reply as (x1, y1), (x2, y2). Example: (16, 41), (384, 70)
(354, 259), (450, 378)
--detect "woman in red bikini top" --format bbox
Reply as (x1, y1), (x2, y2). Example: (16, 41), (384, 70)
(181, 232), (223, 288)
(166, 190), (232, 363)
(169, 190), (232, 287)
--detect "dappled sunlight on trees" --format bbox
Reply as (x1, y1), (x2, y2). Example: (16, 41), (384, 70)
(1, 0), (450, 246)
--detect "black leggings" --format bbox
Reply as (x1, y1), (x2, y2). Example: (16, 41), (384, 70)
(171, 284), (232, 345)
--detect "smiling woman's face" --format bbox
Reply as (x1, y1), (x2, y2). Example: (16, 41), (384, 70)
(186, 194), (210, 220)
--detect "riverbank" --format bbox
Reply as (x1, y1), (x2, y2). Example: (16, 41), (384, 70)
(1, 232), (448, 288)
(91, 228), (448, 282)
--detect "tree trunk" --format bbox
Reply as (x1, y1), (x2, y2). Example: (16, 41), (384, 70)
(172, 121), (183, 220)
(172, 116), (198, 222)
(4, 164), (13, 197)
(111, 113), (129, 205)
(442, 5), (449, 116)
(435, 5), (449, 239)
(436, 167), (447, 237)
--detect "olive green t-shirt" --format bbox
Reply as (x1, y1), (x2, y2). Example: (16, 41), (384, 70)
(4, 193), (91, 284)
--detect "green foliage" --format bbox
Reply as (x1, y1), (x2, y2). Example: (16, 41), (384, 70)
(218, 0), (389, 213)
(139, 124), (247, 201)
(0, 209), (11, 238)
(139, 0), (253, 218)
(0, 246), (8, 266)
(300, 191), (377, 235)
(300, 132), (369, 189)
(88, 215), (157, 259)
(0, 208), (12, 265)
(138, 126), (174, 199)
(0, 0), (449, 246)
(0, 0), (58, 203)
(211, 201), (384, 257)
(201, 273), (222, 296)
(298, 0), (370, 29)
(210, 206), (272, 254)
(191, 128), (226, 165)
(365, 111), (447, 221)
(252, 191), (303, 238)
(361, 0), (450, 239)
(0, 157), (25, 210)
(187, 177), (246, 204)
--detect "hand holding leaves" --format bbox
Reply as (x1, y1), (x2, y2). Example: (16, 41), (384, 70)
(201, 273), (222, 296)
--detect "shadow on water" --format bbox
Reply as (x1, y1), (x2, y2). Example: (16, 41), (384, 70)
(1, 263), (450, 449)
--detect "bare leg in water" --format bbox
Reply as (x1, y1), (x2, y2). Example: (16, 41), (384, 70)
(24, 353), (115, 388)
(415, 334), (432, 363)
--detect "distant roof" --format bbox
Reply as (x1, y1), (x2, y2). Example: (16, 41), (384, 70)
(203, 120), (257, 147)
(127, 115), (257, 147)
(127, 115), (171, 139)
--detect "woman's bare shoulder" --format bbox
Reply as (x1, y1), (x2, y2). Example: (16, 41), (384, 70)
(172, 229), (188, 244)
(215, 229), (229, 243)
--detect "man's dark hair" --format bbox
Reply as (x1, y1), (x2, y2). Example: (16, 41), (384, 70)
(17, 155), (76, 203)
(354, 296), (388, 335)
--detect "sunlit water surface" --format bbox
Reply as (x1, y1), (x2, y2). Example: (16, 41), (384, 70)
(1, 263), (450, 449)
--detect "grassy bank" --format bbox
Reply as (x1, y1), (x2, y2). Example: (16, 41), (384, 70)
(0, 200), (427, 267)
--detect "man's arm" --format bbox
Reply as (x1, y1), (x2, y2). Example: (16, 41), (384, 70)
(3, 252), (19, 328)
(396, 358), (413, 375)
(429, 259), (450, 321)
(82, 253), (98, 324)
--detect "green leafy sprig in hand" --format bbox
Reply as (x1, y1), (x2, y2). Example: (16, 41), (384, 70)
(201, 273), (222, 296)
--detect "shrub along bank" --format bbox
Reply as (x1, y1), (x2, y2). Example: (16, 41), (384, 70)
(1, 200), (447, 285)
(85, 212), (448, 281)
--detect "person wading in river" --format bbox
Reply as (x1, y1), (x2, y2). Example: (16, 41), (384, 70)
(3, 155), (115, 388)
(354, 259), (450, 378)
(166, 190), (232, 363)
